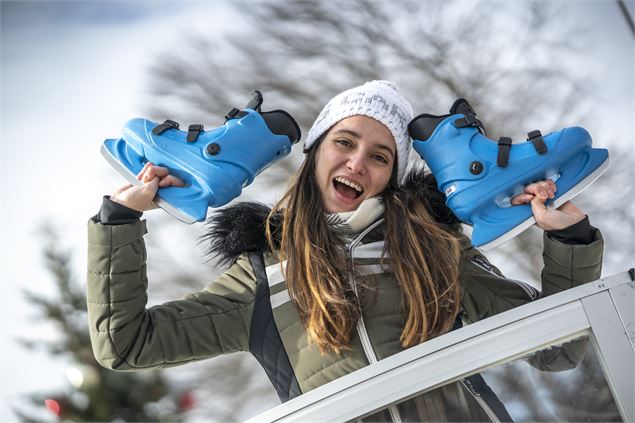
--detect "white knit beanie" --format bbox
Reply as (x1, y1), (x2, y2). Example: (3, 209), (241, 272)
(304, 80), (414, 183)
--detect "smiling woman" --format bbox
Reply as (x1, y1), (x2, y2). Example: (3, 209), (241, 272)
(87, 80), (605, 421)
(314, 116), (396, 213)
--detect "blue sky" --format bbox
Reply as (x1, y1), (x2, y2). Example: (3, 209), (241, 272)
(1, 1), (634, 422)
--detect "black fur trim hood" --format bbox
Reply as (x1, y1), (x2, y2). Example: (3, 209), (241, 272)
(202, 170), (460, 266)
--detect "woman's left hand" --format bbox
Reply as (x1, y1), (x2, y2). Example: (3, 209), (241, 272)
(510, 179), (585, 231)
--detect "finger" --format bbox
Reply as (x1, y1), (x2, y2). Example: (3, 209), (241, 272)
(141, 177), (160, 198)
(536, 181), (551, 199)
(545, 179), (556, 198)
(141, 167), (154, 183)
(158, 175), (186, 188)
(145, 165), (170, 181)
(137, 162), (153, 180)
(525, 181), (550, 200)
(511, 193), (534, 205)
(524, 182), (539, 195)
(530, 194), (549, 226)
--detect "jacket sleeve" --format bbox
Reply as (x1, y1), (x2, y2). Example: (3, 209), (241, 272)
(459, 227), (604, 324)
(540, 226), (603, 297)
(459, 228), (604, 372)
(523, 228), (604, 371)
(459, 245), (538, 325)
(86, 219), (257, 371)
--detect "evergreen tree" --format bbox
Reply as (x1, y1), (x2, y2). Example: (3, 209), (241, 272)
(14, 225), (195, 422)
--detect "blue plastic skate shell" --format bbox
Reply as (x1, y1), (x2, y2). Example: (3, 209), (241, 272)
(101, 98), (300, 223)
(411, 112), (609, 250)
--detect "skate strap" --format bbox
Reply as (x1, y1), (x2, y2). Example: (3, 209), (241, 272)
(245, 90), (263, 111)
(152, 119), (180, 135)
(497, 137), (512, 167)
(187, 124), (204, 142)
(225, 91), (264, 122)
(225, 108), (247, 121)
(528, 130), (548, 154)
(454, 114), (486, 134)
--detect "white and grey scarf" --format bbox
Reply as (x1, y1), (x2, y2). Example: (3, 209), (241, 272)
(325, 196), (385, 236)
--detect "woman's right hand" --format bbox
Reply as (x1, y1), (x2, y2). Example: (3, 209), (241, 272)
(110, 163), (186, 212)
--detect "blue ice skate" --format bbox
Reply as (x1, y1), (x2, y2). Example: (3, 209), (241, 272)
(101, 91), (301, 223)
(408, 99), (609, 250)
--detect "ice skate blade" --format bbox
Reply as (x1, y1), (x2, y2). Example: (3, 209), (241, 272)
(100, 144), (198, 224)
(477, 155), (610, 251)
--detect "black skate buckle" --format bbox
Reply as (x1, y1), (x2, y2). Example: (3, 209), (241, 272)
(528, 130), (547, 154)
(224, 90), (264, 122)
(187, 124), (204, 142)
(152, 119), (180, 135)
(454, 114), (486, 134)
(225, 108), (240, 120)
(224, 107), (248, 122)
(497, 137), (512, 167)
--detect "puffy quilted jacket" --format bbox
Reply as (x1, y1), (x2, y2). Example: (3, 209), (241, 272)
(87, 171), (603, 421)
(87, 203), (602, 420)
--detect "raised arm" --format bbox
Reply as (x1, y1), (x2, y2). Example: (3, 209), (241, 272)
(87, 164), (257, 370)
(87, 217), (257, 370)
(460, 179), (603, 324)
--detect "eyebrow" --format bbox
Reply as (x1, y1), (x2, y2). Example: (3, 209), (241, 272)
(331, 129), (395, 158)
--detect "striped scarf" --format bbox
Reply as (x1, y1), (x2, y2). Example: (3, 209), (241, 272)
(325, 196), (385, 236)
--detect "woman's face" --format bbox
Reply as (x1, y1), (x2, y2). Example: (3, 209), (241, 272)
(314, 115), (396, 213)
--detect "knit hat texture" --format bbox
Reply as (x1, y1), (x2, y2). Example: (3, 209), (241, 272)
(304, 80), (414, 183)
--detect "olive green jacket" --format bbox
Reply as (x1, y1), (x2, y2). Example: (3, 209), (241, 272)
(87, 214), (603, 400)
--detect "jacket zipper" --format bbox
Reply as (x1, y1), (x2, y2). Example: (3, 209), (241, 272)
(461, 379), (501, 422)
(348, 219), (402, 423)
(470, 256), (539, 300)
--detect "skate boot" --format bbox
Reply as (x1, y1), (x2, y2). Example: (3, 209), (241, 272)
(408, 99), (609, 250)
(101, 90), (301, 223)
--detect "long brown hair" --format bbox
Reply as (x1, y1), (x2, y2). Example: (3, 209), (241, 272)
(266, 141), (462, 354)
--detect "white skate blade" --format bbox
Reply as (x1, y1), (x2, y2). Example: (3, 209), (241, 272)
(101, 143), (144, 187)
(478, 156), (610, 251)
(100, 144), (198, 224)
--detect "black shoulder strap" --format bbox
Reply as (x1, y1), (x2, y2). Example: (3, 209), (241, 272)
(453, 316), (514, 422)
(463, 374), (514, 422)
(248, 253), (302, 402)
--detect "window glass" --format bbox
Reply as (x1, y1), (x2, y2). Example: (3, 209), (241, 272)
(358, 334), (621, 422)
(481, 334), (621, 422)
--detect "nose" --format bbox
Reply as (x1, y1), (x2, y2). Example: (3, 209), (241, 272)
(346, 152), (366, 175)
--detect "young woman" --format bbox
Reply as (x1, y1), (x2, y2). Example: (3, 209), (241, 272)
(87, 81), (603, 421)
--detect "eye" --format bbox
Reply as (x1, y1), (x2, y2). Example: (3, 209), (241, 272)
(372, 154), (389, 164)
(335, 139), (353, 148)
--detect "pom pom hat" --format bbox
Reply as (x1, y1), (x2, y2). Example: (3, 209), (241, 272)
(304, 80), (414, 183)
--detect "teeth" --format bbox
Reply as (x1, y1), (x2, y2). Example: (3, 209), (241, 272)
(334, 177), (363, 193)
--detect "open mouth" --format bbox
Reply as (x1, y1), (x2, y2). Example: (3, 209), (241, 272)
(333, 177), (363, 200)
